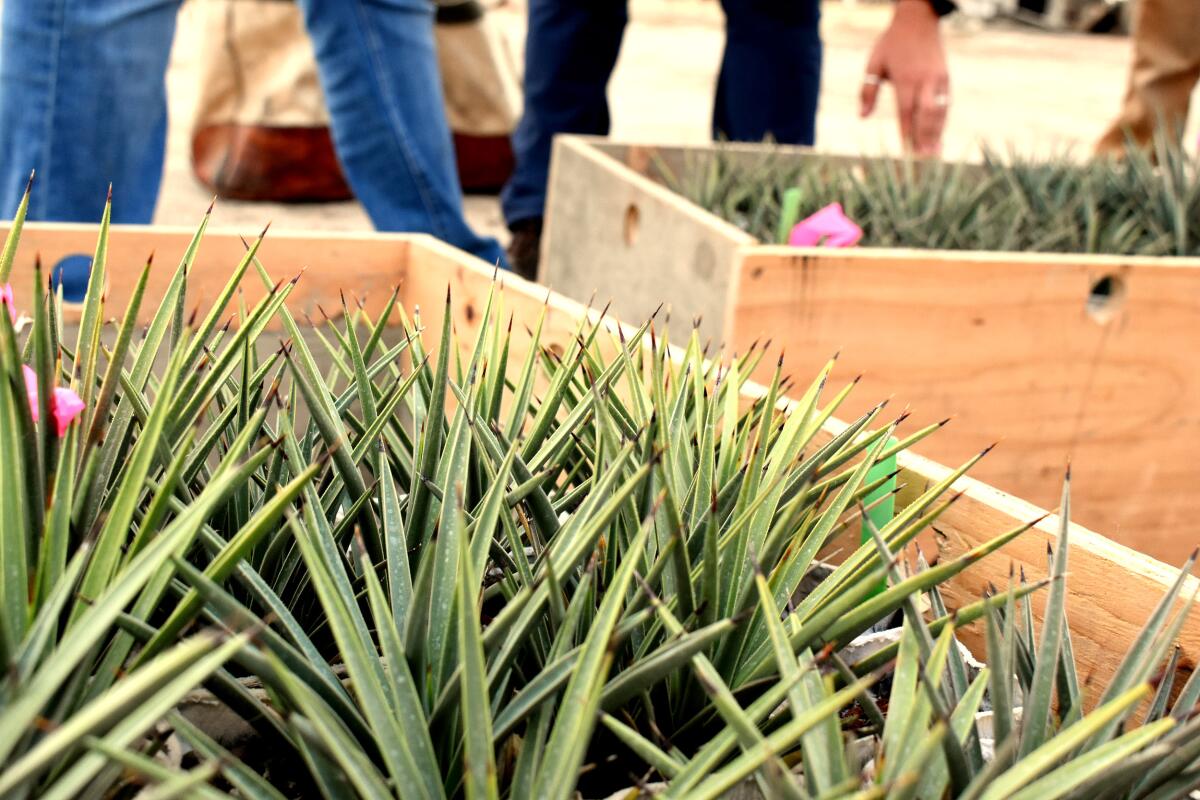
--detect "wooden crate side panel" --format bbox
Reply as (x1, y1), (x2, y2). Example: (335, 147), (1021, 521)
(540, 136), (750, 345)
(730, 246), (1200, 566)
(0, 222), (428, 329)
(586, 138), (839, 186)
(893, 438), (1200, 699)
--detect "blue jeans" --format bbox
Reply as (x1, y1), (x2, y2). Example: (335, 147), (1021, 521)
(0, 0), (506, 266)
(501, 0), (822, 227)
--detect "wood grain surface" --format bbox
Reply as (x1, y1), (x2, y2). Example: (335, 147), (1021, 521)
(733, 246), (1200, 566)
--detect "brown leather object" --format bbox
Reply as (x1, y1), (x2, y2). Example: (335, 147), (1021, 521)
(192, 123), (353, 203)
(453, 132), (515, 195)
(192, 124), (515, 201)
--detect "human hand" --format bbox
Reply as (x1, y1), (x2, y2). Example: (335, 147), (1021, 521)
(859, 0), (950, 156)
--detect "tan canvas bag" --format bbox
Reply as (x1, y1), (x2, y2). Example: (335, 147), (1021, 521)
(187, 0), (521, 200)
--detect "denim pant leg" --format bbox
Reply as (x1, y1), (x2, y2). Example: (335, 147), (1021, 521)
(500, 0), (628, 227)
(715, 0), (822, 145)
(0, 0), (180, 222)
(296, 0), (504, 267)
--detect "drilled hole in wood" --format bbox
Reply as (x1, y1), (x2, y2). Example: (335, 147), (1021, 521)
(623, 203), (640, 247)
(1086, 274), (1126, 324)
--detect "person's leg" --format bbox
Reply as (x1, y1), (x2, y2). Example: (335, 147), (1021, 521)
(714, 0), (821, 145)
(296, 0), (504, 266)
(1096, 0), (1200, 155)
(0, 0), (180, 222)
(500, 0), (628, 230)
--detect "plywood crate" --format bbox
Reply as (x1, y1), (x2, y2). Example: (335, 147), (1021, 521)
(541, 135), (1200, 565)
(5, 220), (1197, 697)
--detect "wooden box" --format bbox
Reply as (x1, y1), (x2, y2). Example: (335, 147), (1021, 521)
(541, 135), (1200, 565)
(6, 220), (1197, 698)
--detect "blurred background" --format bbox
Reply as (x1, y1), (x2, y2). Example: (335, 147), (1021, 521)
(153, 0), (1196, 244)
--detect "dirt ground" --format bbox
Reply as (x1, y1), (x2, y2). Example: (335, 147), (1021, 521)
(156, 0), (1198, 243)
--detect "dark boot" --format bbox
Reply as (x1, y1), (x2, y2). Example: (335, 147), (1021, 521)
(507, 218), (543, 281)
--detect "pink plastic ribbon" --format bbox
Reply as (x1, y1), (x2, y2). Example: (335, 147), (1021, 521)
(788, 203), (863, 248)
(0, 283), (14, 325)
(22, 364), (85, 436)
